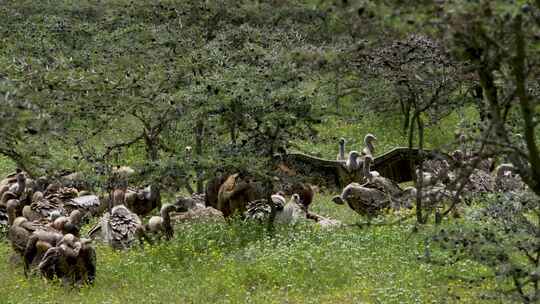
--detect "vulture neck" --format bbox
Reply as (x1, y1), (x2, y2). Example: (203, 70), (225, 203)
(17, 179), (26, 192)
(338, 142), (345, 160)
(160, 205), (175, 230)
(347, 155), (359, 171)
(7, 205), (17, 226)
(365, 140), (375, 156)
(363, 159), (373, 181)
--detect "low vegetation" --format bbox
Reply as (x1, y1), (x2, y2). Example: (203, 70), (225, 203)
(0, 0), (539, 303)
(1, 194), (500, 304)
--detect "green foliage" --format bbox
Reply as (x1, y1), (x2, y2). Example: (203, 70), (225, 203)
(0, 1), (538, 303)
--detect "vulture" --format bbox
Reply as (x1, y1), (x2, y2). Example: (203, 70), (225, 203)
(22, 198), (65, 222)
(216, 173), (264, 218)
(145, 204), (179, 241)
(174, 194), (224, 223)
(400, 185), (456, 209)
(6, 210), (66, 275)
(63, 195), (101, 216)
(345, 151), (363, 172)
(88, 205), (147, 250)
(362, 155), (403, 198)
(361, 133), (377, 157)
(50, 210), (84, 236)
(38, 234), (96, 286)
(8, 173), (26, 197)
(205, 173), (228, 210)
(176, 193), (206, 211)
(336, 138), (347, 161)
(280, 182), (315, 209)
(245, 193), (341, 228)
(274, 194), (308, 225)
(493, 163), (526, 193)
(274, 146), (448, 189)
(332, 182), (391, 221)
(244, 194), (286, 223)
(1, 173), (33, 209)
(123, 184), (161, 216)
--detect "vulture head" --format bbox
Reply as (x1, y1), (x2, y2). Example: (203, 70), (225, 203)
(346, 151), (361, 171)
(271, 193), (287, 207)
(332, 195), (345, 205)
(451, 149), (464, 163)
(364, 133), (377, 145)
(16, 172), (26, 184)
(349, 151), (360, 161)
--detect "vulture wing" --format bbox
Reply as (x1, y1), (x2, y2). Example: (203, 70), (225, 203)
(273, 153), (348, 188)
(64, 195), (101, 215)
(372, 147), (450, 183)
(274, 148), (450, 189)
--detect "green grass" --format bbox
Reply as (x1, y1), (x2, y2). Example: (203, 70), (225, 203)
(0, 156), (15, 177)
(0, 193), (502, 304)
(0, 106), (497, 303)
(296, 105), (479, 159)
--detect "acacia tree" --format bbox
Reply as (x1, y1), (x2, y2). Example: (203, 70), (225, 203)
(358, 34), (464, 223)
(428, 2), (540, 302)
(0, 75), (55, 175)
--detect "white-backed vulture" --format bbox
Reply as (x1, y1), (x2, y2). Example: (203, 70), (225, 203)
(51, 210), (83, 236)
(0, 191), (17, 208)
(63, 195), (101, 216)
(8, 173), (26, 197)
(32, 191), (44, 203)
(332, 182), (389, 221)
(23, 229), (64, 275)
(0, 184), (10, 201)
(5, 206), (64, 275)
(281, 182), (315, 209)
(345, 151), (362, 172)
(22, 198), (65, 222)
(361, 133), (377, 157)
(88, 205), (148, 250)
(38, 235), (96, 285)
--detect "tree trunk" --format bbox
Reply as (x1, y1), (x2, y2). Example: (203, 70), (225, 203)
(512, 15), (540, 195)
(195, 119), (205, 193)
(416, 114), (427, 224)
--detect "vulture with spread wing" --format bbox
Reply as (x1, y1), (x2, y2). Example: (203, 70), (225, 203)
(274, 147), (449, 189)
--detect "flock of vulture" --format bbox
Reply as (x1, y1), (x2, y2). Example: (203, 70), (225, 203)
(333, 135), (528, 221)
(0, 133), (528, 286)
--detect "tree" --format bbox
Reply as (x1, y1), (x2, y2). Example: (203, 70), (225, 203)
(359, 34), (464, 223)
(431, 2), (540, 302)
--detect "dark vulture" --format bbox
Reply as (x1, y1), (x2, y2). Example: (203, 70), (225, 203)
(274, 147), (450, 189)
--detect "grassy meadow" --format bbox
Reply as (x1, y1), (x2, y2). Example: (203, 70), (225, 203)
(0, 193), (501, 304)
(0, 112), (507, 304)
